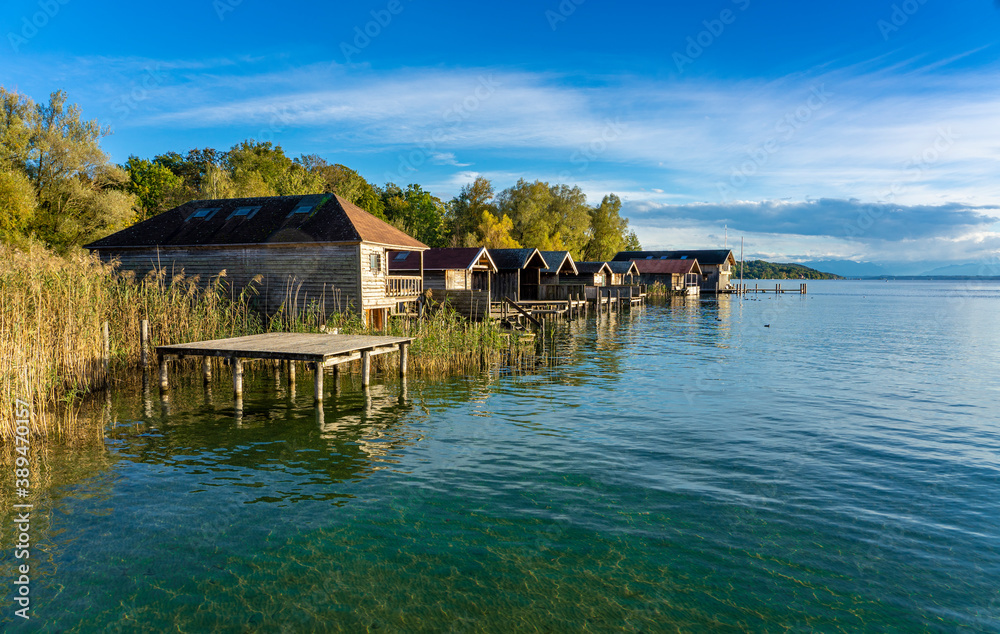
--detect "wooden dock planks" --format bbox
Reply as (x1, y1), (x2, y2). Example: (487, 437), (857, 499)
(155, 333), (412, 403)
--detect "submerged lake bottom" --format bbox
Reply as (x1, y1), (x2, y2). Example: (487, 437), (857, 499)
(3, 280), (1000, 631)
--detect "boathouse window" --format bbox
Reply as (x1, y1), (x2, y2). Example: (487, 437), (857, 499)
(287, 205), (313, 217)
(188, 207), (220, 221)
(370, 253), (383, 273)
(394, 251), (410, 261)
(228, 206), (261, 220)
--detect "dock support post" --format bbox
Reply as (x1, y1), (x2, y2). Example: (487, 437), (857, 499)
(314, 362), (324, 403)
(362, 351), (371, 387)
(233, 358), (243, 398)
(140, 319), (149, 369)
(288, 360), (296, 384)
(158, 354), (169, 391)
(203, 356), (212, 383)
(399, 343), (409, 377)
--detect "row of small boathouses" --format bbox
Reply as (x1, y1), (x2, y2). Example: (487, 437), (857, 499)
(86, 193), (738, 327)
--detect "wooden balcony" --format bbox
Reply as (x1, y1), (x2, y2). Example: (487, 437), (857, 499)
(386, 275), (422, 298)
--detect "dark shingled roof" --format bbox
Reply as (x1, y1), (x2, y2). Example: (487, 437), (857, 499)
(488, 248), (548, 270)
(607, 261), (639, 276)
(574, 261), (613, 276)
(538, 251), (578, 275)
(85, 193), (427, 250)
(389, 247), (497, 272)
(613, 250), (735, 266)
(632, 259), (702, 275)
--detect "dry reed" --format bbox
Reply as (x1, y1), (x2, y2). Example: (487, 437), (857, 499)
(1, 244), (530, 439)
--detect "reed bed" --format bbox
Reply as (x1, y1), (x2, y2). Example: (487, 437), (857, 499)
(1, 244), (529, 439)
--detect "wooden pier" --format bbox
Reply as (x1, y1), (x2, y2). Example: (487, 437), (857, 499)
(155, 333), (412, 404)
(731, 283), (807, 295)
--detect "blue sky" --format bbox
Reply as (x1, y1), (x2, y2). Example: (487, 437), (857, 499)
(4, 0), (1000, 273)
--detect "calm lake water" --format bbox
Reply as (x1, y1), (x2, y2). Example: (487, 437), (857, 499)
(3, 280), (1000, 631)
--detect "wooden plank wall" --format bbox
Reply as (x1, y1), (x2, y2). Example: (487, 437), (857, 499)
(98, 244), (362, 317)
(492, 271), (520, 301)
(431, 290), (491, 321)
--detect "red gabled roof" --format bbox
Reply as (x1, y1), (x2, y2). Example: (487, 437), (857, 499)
(389, 247), (497, 272)
(632, 258), (702, 275)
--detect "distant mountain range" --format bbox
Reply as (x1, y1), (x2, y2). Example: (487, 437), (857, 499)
(790, 259), (1000, 278)
(796, 260), (890, 277)
(920, 263), (1000, 276)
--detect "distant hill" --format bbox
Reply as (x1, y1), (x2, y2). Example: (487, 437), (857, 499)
(736, 260), (842, 280)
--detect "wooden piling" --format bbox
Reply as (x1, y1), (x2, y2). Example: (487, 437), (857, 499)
(203, 356), (212, 383)
(399, 342), (409, 377)
(314, 362), (324, 403)
(158, 354), (169, 391)
(233, 357), (243, 397)
(288, 360), (296, 384)
(361, 350), (371, 387)
(140, 320), (149, 368)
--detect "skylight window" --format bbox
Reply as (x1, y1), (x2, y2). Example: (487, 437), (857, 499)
(228, 206), (261, 220)
(188, 207), (220, 221)
(393, 251), (410, 261)
(287, 205), (313, 217)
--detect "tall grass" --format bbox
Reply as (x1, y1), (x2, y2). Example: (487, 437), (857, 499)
(1, 244), (528, 439)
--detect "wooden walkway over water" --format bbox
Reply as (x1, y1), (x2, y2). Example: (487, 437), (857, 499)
(156, 333), (411, 403)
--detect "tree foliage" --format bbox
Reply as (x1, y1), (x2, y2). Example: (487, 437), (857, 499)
(0, 88), (138, 251)
(381, 183), (449, 247)
(449, 176), (497, 246)
(737, 260), (841, 280)
(583, 194), (632, 261)
(0, 168), (36, 244)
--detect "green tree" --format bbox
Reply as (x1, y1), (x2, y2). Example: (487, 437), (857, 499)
(0, 88), (138, 251)
(583, 194), (631, 261)
(0, 168), (36, 243)
(381, 182), (449, 247)
(302, 156), (385, 218)
(449, 176), (496, 246)
(477, 211), (521, 249)
(495, 180), (591, 257)
(123, 156), (185, 222)
(225, 140), (323, 197)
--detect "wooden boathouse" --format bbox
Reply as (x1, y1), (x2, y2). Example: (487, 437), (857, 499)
(614, 250), (736, 293)
(488, 248), (549, 302)
(85, 193), (429, 328)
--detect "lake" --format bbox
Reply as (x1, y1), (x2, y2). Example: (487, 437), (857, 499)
(3, 280), (999, 631)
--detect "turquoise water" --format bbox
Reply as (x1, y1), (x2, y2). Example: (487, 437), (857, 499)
(3, 280), (1000, 631)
